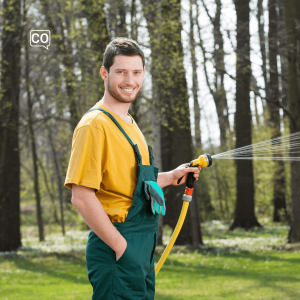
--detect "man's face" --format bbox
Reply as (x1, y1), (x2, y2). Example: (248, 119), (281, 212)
(102, 55), (145, 103)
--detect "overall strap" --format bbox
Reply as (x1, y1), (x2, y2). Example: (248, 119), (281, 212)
(148, 145), (154, 166)
(141, 134), (154, 166)
(84, 108), (142, 165)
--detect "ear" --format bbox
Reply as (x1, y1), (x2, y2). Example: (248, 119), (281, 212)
(100, 66), (108, 81)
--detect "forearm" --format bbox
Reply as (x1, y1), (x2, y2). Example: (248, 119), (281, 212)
(71, 185), (126, 254)
(157, 171), (174, 188)
(157, 164), (200, 188)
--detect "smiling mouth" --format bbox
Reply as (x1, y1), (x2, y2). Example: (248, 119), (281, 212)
(120, 87), (136, 92)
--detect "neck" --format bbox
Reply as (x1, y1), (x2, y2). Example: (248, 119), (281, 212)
(100, 91), (131, 118)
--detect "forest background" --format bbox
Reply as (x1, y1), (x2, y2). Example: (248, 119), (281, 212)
(0, 0), (300, 252)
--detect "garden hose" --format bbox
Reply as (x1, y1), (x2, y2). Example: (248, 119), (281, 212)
(155, 154), (212, 276)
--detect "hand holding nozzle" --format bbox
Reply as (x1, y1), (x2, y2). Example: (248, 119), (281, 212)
(177, 153), (212, 185)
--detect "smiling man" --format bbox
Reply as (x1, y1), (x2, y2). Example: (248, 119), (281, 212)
(64, 38), (200, 300)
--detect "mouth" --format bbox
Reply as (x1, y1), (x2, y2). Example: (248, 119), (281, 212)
(120, 87), (136, 93)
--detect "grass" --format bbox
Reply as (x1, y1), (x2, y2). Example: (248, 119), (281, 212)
(0, 255), (90, 300)
(1, 221), (300, 299)
(155, 249), (300, 300)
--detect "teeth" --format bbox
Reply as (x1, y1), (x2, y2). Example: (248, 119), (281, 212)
(121, 88), (134, 92)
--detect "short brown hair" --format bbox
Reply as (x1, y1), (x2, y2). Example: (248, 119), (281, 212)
(102, 37), (145, 73)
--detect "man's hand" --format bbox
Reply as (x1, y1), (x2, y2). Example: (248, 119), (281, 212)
(71, 184), (128, 262)
(115, 238), (127, 261)
(171, 163), (201, 186)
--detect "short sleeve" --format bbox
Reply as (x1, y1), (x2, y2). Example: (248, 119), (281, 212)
(64, 124), (106, 191)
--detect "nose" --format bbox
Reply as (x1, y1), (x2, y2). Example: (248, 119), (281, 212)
(124, 72), (134, 86)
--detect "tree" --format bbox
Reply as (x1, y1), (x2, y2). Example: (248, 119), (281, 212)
(230, 0), (261, 230)
(198, 0), (230, 149)
(141, 0), (203, 246)
(40, 0), (80, 130)
(257, 0), (269, 103)
(268, 0), (287, 222)
(284, 0), (300, 243)
(81, 0), (110, 100)
(257, 0), (288, 222)
(278, 0), (289, 113)
(0, 0), (22, 251)
(190, 0), (201, 149)
(24, 6), (44, 241)
(190, 0), (215, 220)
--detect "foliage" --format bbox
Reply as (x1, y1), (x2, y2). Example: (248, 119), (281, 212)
(1, 0), (299, 248)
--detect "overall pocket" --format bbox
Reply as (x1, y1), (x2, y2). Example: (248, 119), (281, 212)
(86, 230), (113, 263)
(112, 232), (156, 295)
(85, 231), (114, 298)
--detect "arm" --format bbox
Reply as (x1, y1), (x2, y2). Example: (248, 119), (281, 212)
(157, 164), (201, 188)
(71, 184), (127, 261)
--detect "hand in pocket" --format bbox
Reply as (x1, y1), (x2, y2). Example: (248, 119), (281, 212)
(115, 238), (127, 262)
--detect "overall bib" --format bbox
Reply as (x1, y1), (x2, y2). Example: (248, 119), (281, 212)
(85, 108), (160, 300)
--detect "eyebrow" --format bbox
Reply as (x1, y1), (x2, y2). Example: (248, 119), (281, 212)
(115, 69), (143, 72)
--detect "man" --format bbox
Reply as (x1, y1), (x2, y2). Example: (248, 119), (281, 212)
(64, 37), (201, 300)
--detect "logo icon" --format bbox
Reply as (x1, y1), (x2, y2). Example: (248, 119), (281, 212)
(30, 30), (51, 50)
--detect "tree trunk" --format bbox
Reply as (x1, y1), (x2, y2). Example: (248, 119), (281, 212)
(278, 0), (289, 113)
(268, 0), (287, 222)
(257, 0), (269, 104)
(284, 0), (300, 243)
(47, 126), (66, 235)
(190, 184), (203, 246)
(116, 0), (127, 37)
(40, 0), (80, 130)
(190, 0), (201, 149)
(197, 0), (230, 149)
(188, 1), (203, 241)
(130, 0), (138, 40)
(81, 0), (110, 99)
(106, 0), (127, 38)
(230, 0), (261, 230)
(152, 108), (164, 245)
(141, 0), (203, 245)
(251, 75), (261, 126)
(190, 0), (214, 224)
(212, 0), (230, 149)
(25, 21), (44, 241)
(0, 0), (22, 251)
(37, 158), (59, 224)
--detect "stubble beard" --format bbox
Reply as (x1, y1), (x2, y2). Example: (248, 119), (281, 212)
(107, 77), (139, 104)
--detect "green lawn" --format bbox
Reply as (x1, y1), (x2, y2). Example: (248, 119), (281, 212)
(1, 222), (300, 299)
(0, 254), (91, 300)
(155, 249), (300, 300)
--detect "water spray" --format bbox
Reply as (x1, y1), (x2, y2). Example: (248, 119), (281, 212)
(212, 131), (300, 161)
(155, 131), (300, 276)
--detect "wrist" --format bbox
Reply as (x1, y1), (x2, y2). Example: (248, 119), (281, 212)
(113, 235), (127, 254)
(157, 171), (174, 188)
(169, 170), (176, 185)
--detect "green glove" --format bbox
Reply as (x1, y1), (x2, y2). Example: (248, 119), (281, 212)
(144, 181), (166, 216)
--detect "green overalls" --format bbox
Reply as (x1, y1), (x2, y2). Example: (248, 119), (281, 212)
(85, 108), (159, 300)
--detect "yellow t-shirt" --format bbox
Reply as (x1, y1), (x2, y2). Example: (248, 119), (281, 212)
(64, 101), (150, 222)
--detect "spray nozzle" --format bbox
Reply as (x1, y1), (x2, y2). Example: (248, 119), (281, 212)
(177, 154), (213, 185)
(190, 153), (213, 168)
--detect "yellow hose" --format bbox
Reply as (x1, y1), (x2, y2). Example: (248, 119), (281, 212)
(155, 201), (190, 276)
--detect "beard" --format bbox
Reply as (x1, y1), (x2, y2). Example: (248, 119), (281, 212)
(107, 77), (140, 104)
